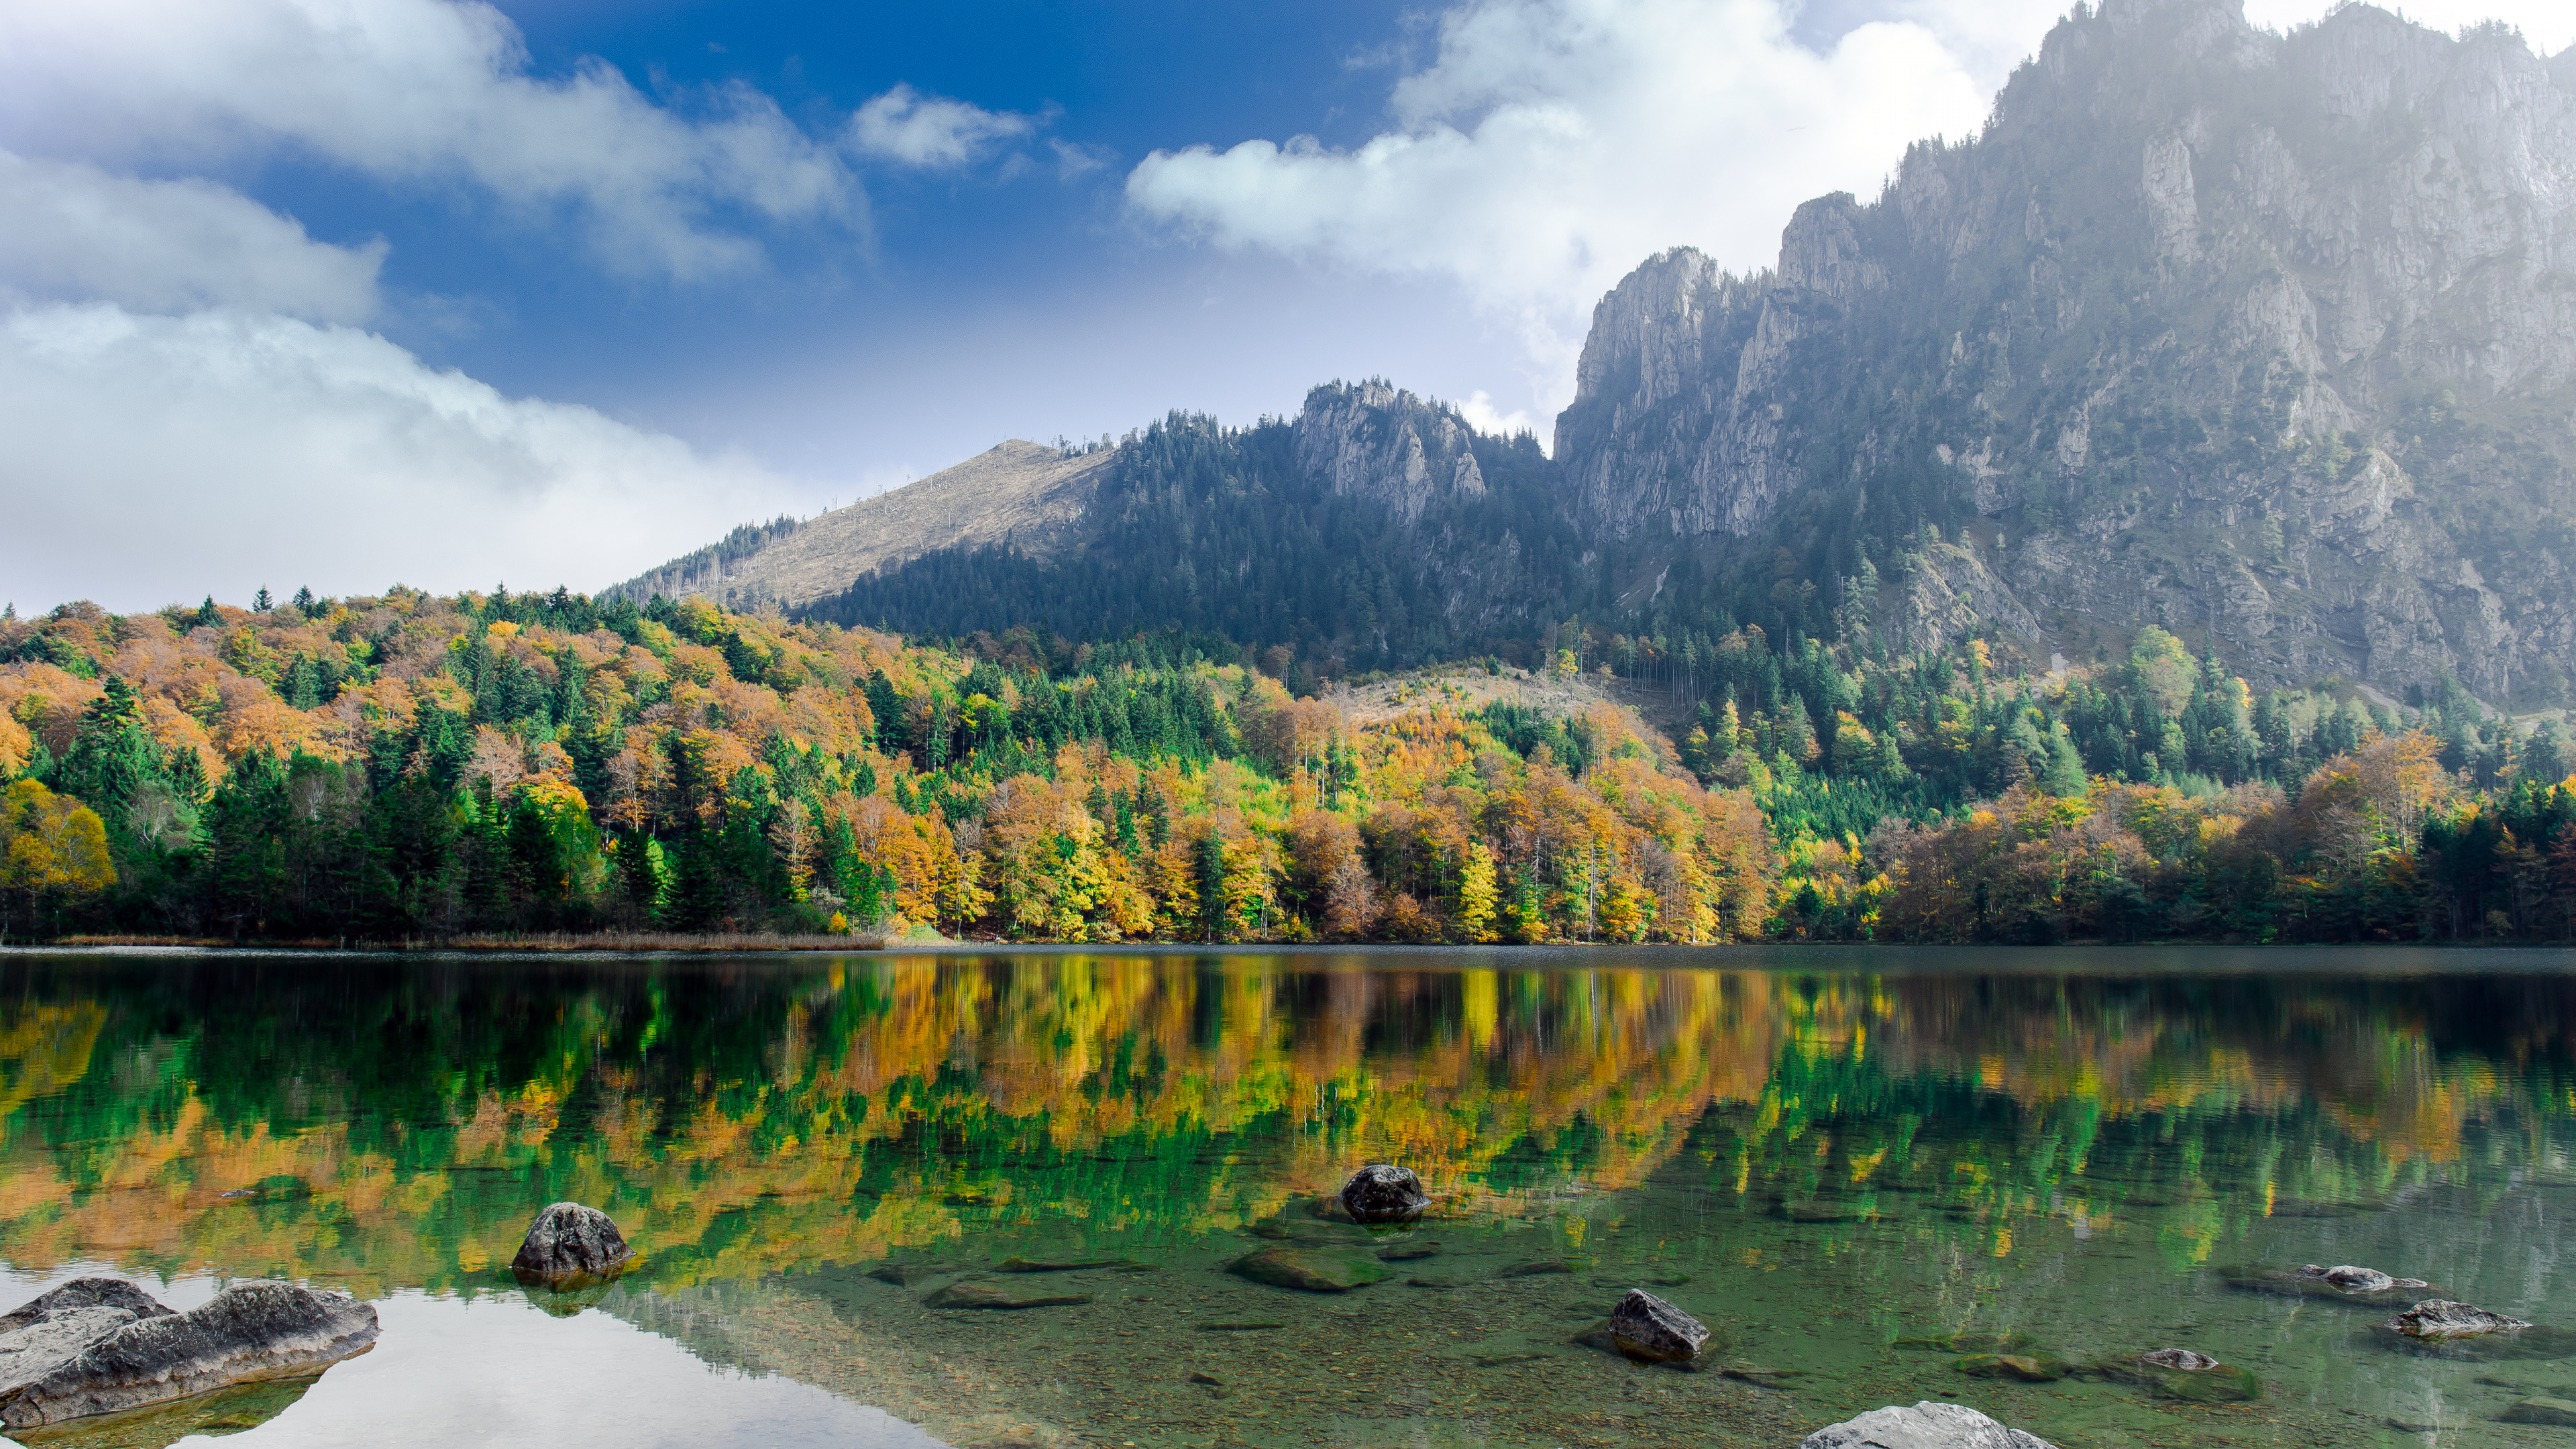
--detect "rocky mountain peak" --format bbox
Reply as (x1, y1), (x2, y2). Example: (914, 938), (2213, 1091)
(1293, 380), (1488, 527)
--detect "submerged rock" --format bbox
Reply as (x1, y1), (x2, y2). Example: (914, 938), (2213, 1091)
(1228, 1246), (1390, 1293)
(867, 1261), (960, 1287)
(1896, 1330), (2039, 1354)
(0, 1281), (377, 1430)
(2085, 1350), (2261, 1403)
(921, 1281), (1092, 1310)
(1340, 1165), (1430, 1224)
(1377, 1242), (1442, 1262)
(2222, 1263), (2440, 1305)
(992, 1257), (1149, 1274)
(2383, 1300), (2532, 1340)
(1607, 1290), (1710, 1363)
(510, 1202), (636, 1287)
(1955, 1353), (2068, 1383)
(2502, 1399), (2576, 1427)
(1801, 1401), (2057, 1449)
(2302, 1264), (2424, 1294)
(1497, 1259), (1580, 1279)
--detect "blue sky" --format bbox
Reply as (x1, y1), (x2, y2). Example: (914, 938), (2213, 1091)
(3, 0), (2567, 610)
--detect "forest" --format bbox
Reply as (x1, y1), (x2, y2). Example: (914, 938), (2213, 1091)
(1, 583), (2571, 945)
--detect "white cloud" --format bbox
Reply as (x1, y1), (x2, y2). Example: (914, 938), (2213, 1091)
(0, 0), (860, 282)
(0, 304), (805, 612)
(1126, 0), (1993, 409)
(1455, 388), (1542, 441)
(0, 149), (384, 322)
(847, 85), (1034, 168)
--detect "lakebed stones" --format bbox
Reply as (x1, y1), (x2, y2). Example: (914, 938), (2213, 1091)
(510, 1201), (636, 1288)
(1607, 1289), (1710, 1364)
(1800, 1401), (2057, 1449)
(0, 1280), (377, 1430)
(2383, 1300), (2532, 1340)
(1339, 1164), (1430, 1224)
(1228, 1246), (1391, 1293)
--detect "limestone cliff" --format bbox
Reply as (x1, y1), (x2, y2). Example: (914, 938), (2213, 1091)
(1556, 0), (2576, 702)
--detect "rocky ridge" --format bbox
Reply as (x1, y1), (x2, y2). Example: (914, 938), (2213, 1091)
(1553, 0), (2576, 700)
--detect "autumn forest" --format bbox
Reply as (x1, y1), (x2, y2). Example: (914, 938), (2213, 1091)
(1, 585), (2571, 946)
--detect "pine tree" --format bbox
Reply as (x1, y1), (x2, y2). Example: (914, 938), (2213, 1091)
(252, 587), (273, 613)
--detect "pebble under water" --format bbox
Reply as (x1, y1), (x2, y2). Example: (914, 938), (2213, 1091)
(0, 945), (2571, 1449)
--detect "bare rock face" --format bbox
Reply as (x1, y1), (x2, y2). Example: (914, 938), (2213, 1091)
(1608, 1289), (1711, 1362)
(512, 1201), (637, 1287)
(2383, 1300), (2533, 1339)
(1555, 0), (2576, 699)
(1338, 1164), (1430, 1224)
(1292, 383), (1487, 529)
(1801, 1400), (2059, 1449)
(0, 1281), (377, 1430)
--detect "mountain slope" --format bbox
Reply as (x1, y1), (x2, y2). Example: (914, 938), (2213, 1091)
(1558, 0), (2576, 703)
(612, 441), (1118, 610)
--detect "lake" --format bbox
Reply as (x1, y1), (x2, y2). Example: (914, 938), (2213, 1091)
(0, 946), (2571, 1449)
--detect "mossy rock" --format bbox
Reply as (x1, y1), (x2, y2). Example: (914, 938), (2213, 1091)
(922, 1279), (1093, 1309)
(1956, 1353), (2070, 1383)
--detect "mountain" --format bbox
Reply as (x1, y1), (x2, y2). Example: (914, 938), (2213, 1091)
(1560, 0), (2576, 703)
(645, 0), (2576, 708)
(609, 441), (1116, 609)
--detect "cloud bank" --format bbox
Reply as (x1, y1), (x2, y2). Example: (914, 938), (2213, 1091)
(0, 0), (863, 282)
(0, 305), (800, 612)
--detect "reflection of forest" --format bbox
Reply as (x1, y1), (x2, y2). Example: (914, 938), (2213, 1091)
(0, 953), (2567, 1295)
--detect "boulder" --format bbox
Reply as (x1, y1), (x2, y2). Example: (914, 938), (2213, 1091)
(511, 1201), (635, 1287)
(0, 1281), (377, 1430)
(1340, 1164), (1430, 1224)
(1228, 1246), (1390, 1293)
(1801, 1401), (2056, 1449)
(2136, 1348), (2221, 1371)
(0, 1279), (172, 1336)
(1608, 1290), (1710, 1363)
(2383, 1301), (2532, 1340)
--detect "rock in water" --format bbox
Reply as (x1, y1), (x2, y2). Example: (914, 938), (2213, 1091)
(2137, 1348), (2222, 1371)
(1956, 1354), (2068, 1383)
(1340, 1164), (1429, 1224)
(0, 1279), (174, 1335)
(921, 1281), (1093, 1310)
(0, 1282), (376, 1430)
(1228, 1246), (1391, 1293)
(511, 1201), (636, 1287)
(1608, 1290), (1710, 1363)
(2503, 1399), (2576, 1427)
(2384, 1301), (2533, 1339)
(2302, 1265), (2425, 1294)
(1801, 1401), (2057, 1449)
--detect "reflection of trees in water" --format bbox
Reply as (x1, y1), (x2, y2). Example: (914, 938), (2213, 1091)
(0, 956), (2565, 1293)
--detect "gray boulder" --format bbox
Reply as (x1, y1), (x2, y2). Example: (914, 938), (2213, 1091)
(0, 1279), (173, 1335)
(1339, 1164), (1429, 1224)
(0, 1281), (376, 1429)
(2136, 1348), (2222, 1371)
(1801, 1401), (2057, 1449)
(2383, 1300), (2532, 1339)
(511, 1201), (636, 1287)
(1609, 1289), (1711, 1362)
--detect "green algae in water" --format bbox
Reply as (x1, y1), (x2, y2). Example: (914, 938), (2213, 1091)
(1, 949), (2574, 1448)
